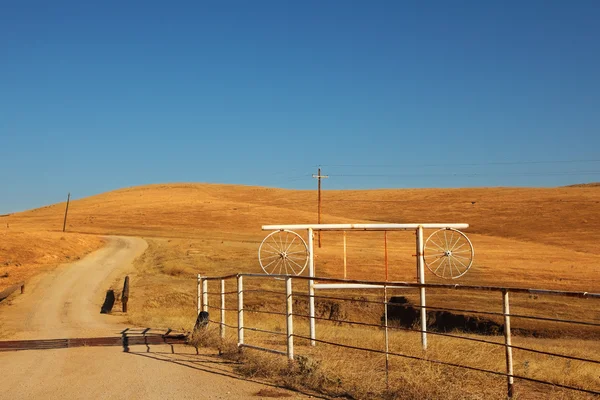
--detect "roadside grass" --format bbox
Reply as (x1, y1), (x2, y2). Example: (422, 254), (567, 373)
(189, 314), (600, 399)
(0, 230), (104, 291)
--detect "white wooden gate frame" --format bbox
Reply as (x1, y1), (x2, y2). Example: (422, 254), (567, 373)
(261, 223), (470, 350)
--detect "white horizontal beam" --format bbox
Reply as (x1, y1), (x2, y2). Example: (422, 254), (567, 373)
(262, 223), (469, 231)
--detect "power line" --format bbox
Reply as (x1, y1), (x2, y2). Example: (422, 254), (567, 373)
(338, 199), (596, 205)
(328, 171), (600, 178)
(314, 199), (600, 204)
(317, 159), (600, 169)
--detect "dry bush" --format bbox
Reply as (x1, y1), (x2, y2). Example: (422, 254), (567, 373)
(189, 324), (239, 356)
(162, 264), (193, 277)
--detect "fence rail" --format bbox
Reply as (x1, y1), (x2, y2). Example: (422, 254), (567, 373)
(196, 273), (600, 398)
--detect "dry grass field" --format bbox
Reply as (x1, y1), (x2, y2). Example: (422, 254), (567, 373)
(0, 230), (103, 291)
(2, 183), (600, 398)
(4, 183), (600, 291)
(5, 183), (600, 252)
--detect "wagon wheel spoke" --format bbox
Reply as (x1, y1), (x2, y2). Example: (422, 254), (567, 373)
(424, 253), (445, 258)
(262, 249), (280, 255)
(285, 236), (297, 253)
(263, 258), (279, 271)
(451, 242), (467, 252)
(428, 238), (446, 252)
(270, 258), (283, 275)
(452, 256), (469, 270)
(264, 242), (281, 253)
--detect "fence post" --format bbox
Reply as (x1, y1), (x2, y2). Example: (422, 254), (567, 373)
(308, 228), (316, 346)
(202, 279), (208, 313)
(237, 275), (244, 347)
(197, 275), (202, 316)
(343, 231), (347, 279)
(417, 225), (428, 350)
(220, 279), (226, 339)
(503, 289), (514, 397)
(384, 231), (388, 281)
(383, 284), (389, 388)
(286, 276), (294, 361)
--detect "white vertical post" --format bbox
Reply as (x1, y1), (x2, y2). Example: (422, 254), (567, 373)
(197, 274), (202, 316)
(343, 231), (347, 279)
(384, 231), (388, 281)
(202, 279), (208, 313)
(383, 284), (390, 388)
(286, 276), (294, 361)
(308, 228), (316, 346)
(237, 275), (244, 347)
(220, 279), (226, 339)
(503, 290), (514, 398)
(417, 226), (427, 350)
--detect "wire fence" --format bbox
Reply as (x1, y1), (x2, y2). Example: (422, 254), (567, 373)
(196, 273), (600, 398)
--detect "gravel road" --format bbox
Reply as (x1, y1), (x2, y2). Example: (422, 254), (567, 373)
(0, 236), (309, 399)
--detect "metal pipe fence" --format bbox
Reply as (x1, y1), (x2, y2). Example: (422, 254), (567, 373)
(197, 273), (600, 398)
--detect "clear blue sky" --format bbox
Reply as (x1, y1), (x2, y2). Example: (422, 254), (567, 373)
(2, 0), (600, 213)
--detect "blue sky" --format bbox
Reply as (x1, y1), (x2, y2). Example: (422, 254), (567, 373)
(1, 0), (600, 213)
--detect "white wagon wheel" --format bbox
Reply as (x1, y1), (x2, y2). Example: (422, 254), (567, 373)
(424, 228), (474, 279)
(259, 230), (309, 275)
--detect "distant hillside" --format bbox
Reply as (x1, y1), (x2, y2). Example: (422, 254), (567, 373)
(566, 182), (600, 187)
(5, 183), (600, 254)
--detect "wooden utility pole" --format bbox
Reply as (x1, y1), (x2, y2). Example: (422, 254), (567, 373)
(312, 168), (328, 248)
(62, 193), (71, 232)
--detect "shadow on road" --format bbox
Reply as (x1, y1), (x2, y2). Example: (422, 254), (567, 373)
(127, 349), (323, 399)
(100, 289), (116, 314)
(0, 328), (187, 352)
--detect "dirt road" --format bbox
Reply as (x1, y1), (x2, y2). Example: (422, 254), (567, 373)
(0, 236), (308, 399)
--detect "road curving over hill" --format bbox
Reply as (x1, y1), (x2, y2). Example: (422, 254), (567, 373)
(0, 236), (308, 399)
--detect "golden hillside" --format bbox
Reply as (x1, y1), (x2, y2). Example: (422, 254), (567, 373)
(2, 183), (600, 291)
(5, 183), (600, 251)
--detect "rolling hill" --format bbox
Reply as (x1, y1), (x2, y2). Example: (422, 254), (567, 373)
(5, 183), (600, 251)
(2, 183), (600, 292)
